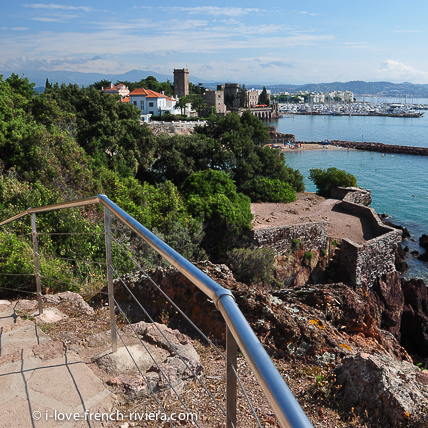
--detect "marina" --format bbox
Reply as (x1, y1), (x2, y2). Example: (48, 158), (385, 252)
(278, 101), (425, 117)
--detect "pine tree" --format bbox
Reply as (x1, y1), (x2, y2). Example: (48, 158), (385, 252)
(259, 86), (269, 105)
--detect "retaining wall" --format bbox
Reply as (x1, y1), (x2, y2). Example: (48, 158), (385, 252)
(148, 121), (206, 136)
(331, 187), (372, 206)
(251, 222), (327, 256)
(339, 201), (402, 288)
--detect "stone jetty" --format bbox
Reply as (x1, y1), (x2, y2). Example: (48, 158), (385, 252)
(303, 140), (428, 156)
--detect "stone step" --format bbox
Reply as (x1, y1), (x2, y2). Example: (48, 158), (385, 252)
(0, 301), (116, 427)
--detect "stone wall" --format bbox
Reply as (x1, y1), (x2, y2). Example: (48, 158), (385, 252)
(251, 222), (327, 255)
(331, 187), (372, 206)
(339, 201), (402, 288)
(148, 121), (206, 136)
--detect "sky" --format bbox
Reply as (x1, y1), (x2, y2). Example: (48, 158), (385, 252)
(2, 1), (428, 85)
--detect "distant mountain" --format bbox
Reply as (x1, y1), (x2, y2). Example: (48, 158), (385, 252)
(2, 69), (428, 97)
(0, 69), (209, 89)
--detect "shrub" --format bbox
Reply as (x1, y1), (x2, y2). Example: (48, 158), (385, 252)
(226, 247), (275, 285)
(181, 170), (253, 257)
(309, 167), (357, 197)
(241, 177), (296, 203)
(0, 232), (76, 294)
(291, 238), (301, 249)
(303, 251), (313, 266)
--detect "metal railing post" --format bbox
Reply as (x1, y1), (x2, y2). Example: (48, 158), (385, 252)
(226, 325), (237, 428)
(104, 207), (117, 352)
(30, 213), (43, 315)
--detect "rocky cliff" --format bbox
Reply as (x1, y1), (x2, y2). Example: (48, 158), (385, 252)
(113, 259), (428, 426)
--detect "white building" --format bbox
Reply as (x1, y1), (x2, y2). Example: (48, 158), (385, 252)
(102, 83), (130, 98)
(129, 88), (168, 116)
(129, 88), (181, 120)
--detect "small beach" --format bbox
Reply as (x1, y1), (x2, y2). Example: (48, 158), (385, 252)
(280, 143), (347, 151)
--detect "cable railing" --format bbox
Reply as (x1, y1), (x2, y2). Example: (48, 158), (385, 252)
(0, 194), (313, 428)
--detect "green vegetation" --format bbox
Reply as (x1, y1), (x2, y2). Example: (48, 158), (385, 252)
(303, 251), (314, 266)
(0, 73), (305, 293)
(258, 86), (269, 105)
(291, 238), (301, 249)
(241, 177), (296, 203)
(226, 247), (275, 286)
(91, 75), (174, 96)
(182, 170), (253, 255)
(309, 167), (357, 197)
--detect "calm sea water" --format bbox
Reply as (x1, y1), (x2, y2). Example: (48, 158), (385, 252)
(268, 114), (428, 281)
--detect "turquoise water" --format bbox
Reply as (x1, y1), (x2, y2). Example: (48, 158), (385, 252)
(269, 114), (428, 147)
(268, 115), (428, 281)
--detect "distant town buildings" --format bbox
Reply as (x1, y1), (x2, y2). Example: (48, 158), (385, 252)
(278, 90), (354, 104)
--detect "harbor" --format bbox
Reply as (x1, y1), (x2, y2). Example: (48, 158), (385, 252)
(278, 101), (425, 117)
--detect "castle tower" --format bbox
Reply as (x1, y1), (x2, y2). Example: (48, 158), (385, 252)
(174, 69), (189, 98)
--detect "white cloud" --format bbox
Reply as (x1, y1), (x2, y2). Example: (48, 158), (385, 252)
(162, 7), (262, 17)
(377, 60), (428, 82)
(300, 11), (322, 16)
(31, 15), (78, 22)
(12, 27), (29, 31)
(23, 4), (93, 12)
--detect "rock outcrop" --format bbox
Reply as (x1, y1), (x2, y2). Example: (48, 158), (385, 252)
(336, 353), (428, 427)
(401, 278), (428, 358)
(418, 234), (428, 262)
(96, 321), (203, 401)
(114, 263), (411, 363)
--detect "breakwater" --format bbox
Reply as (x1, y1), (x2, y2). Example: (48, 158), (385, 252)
(302, 140), (428, 156)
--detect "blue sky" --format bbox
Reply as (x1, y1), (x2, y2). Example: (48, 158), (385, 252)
(2, 1), (428, 84)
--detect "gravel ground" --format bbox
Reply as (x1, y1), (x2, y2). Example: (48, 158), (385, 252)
(251, 192), (376, 244)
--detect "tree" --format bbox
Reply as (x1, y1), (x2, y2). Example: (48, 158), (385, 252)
(190, 95), (206, 116)
(176, 95), (190, 115)
(309, 167), (357, 197)
(6, 73), (35, 100)
(238, 84), (248, 108)
(189, 82), (206, 95)
(258, 86), (269, 105)
(194, 111), (305, 193)
(182, 170), (252, 256)
(43, 84), (156, 177)
(140, 134), (220, 186)
(91, 79), (112, 90)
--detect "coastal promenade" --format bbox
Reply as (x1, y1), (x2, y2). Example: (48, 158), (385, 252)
(298, 140), (428, 156)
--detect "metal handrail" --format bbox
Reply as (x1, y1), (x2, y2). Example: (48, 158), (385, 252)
(0, 194), (313, 428)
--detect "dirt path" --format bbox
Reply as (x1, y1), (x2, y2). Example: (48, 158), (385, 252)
(251, 192), (375, 244)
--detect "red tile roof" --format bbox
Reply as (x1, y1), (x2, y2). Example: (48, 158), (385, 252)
(129, 88), (166, 98)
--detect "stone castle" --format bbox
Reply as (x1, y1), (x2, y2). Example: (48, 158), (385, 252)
(173, 68), (279, 119)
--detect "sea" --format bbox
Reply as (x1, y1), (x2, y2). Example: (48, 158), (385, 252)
(267, 109), (428, 281)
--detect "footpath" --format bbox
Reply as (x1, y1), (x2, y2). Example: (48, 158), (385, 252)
(0, 300), (116, 428)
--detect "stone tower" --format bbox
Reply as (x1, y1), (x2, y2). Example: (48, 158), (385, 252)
(174, 69), (189, 98)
